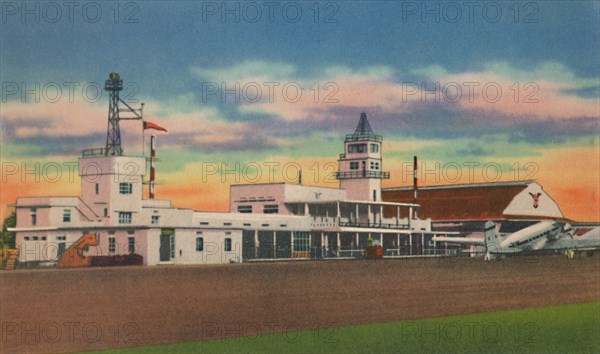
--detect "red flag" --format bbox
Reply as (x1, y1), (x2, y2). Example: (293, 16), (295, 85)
(143, 121), (167, 132)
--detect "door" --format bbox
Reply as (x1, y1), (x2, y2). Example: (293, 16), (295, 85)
(159, 234), (171, 262)
(56, 242), (66, 260)
(242, 230), (255, 260)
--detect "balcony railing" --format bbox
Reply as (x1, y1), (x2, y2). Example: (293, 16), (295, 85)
(82, 148), (106, 157)
(338, 221), (410, 230)
(336, 171), (390, 179)
(344, 133), (382, 142)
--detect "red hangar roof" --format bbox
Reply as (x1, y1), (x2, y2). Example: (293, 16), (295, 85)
(382, 180), (565, 221)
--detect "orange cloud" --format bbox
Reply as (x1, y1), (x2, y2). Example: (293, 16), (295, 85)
(436, 72), (599, 120)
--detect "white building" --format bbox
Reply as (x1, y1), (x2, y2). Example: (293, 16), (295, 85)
(11, 111), (444, 267)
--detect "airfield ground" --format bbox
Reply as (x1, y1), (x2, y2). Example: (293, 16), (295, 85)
(1, 254), (599, 353)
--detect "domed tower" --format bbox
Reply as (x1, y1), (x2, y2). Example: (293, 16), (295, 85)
(336, 113), (390, 201)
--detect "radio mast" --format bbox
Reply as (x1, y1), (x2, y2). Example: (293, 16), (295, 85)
(104, 72), (143, 155)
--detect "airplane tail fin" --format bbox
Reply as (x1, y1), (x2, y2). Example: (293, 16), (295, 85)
(484, 221), (498, 260)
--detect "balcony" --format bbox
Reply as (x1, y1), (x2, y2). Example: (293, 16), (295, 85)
(310, 217), (411, 230)
(336, 171), (390, 179)
(338, 220), (410, 230)
(311, 216), (338, 228)
(344, 133), (382, 142)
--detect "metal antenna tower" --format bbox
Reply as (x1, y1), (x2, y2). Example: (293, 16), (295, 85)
(105, 73), (123, 155)
(104, 72), (143, 156)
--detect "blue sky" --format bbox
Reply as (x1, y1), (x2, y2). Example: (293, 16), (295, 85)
(1, 1), (599, 220)
(3, 2), (599, 86)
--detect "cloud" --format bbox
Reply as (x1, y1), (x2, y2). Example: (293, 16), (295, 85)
(1, 100), (106, 138)
(412, 61), (599, 120)
(4, 60), (597, 162)
(187, 60), (599, 140)
(0, 92), (278, 155)
(190, 60), (297, 83)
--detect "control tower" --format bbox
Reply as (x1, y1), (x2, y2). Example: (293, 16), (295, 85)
(336, 113), (390, 201)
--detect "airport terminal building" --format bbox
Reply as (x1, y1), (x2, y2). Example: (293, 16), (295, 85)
(12, 113), (444, 267)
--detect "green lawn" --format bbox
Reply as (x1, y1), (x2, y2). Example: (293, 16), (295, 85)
(95, 302), (600, 353)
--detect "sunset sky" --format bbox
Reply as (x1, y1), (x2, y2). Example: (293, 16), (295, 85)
(1, 1), (599, 221)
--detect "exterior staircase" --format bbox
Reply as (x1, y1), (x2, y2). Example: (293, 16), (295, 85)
(3, 249), (19, 270)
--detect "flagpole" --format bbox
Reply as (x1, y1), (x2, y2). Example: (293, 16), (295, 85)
(140, 103), (145, 157)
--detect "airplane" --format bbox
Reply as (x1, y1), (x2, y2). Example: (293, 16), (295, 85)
(432, 220), (600, 260)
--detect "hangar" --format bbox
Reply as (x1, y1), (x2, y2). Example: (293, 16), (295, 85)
(382, 181), (567, 253)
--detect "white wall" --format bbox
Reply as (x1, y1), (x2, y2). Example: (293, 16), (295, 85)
(503, 182), (564, 219)
(284, 184), (347, 203)
(144, 229), (243, 266)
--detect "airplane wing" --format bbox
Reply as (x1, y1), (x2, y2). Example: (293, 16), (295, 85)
(431, 236), (485, 244)
(545, 226), (600, 251)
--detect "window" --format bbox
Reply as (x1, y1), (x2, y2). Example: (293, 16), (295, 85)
(370, 161), (380, 170)
(128, 237), (135, 254)
(31, 208), (37, 226)
(24, 237), (30, 241)
(118, 212), (132, 224)
(237, 205), (252, 213)
(56, 236), (66, 241)
(33, 236), (39, 241)
(224, 238), (232, 252)
(293, 232), (310, 252)
(63, 209), (71, 223)
(41, 237), (46, 241)
(350, 162), (359, 170)
(263, 205), (278, 214)
(119, 183), (132, 194)
(370, 144), (379, 153)
(95, 183), (99, 195)
(196, 237), (204, 252)
(348, 144), (367, 153)
(151, 215), (160, 224)
(104, 208), (108, 217)
(109, 237), (116, 255)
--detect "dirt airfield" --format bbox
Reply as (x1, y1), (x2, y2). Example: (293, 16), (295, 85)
(1, 254), (599, 353)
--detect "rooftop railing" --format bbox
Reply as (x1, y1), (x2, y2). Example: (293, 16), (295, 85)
(345, 133), (382, 142)
(336, 171), (390, 179)
(82, 148), (106, 157)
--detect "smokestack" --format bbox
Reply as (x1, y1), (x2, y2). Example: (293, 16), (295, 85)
(150, 135), (156, 199)
(413, 155), (418, 219)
